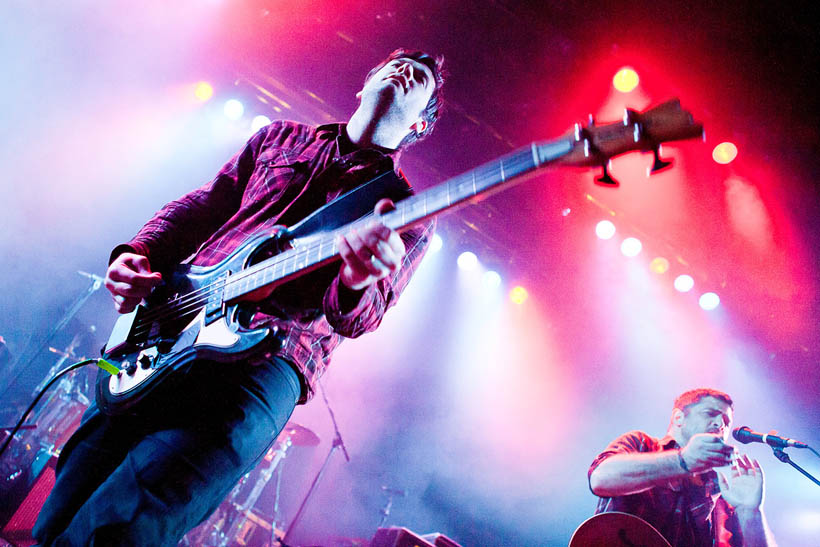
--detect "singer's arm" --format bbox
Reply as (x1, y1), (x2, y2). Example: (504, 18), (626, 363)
(589, 450), (689, 496)
(590, 432), (734, 497)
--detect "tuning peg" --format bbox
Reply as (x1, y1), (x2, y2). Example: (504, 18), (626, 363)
(588, 114), (595, 126)
(623, 108), (639, 126)
(649, 145), (672, 174)
(596, 161), (619, 186)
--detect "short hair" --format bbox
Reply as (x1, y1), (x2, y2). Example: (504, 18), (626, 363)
(364, 48), (446, 148)
(673, 388), (734, 415)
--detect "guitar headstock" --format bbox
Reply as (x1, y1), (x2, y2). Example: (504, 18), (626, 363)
(556, 98), (703, 185)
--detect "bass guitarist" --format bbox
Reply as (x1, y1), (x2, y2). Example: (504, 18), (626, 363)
(34, 48), (444, 545)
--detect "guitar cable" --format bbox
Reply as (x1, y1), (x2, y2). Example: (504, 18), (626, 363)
(0, 358), (118, 460)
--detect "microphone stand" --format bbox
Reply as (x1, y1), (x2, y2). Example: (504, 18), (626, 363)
(378, 486), (407, 528)
(279, 378), (349, 546)
(3, 272), (102, 399)
(770, 446), (820, 487)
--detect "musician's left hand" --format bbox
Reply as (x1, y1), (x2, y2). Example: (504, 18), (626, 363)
(337, 199), (405, 291)
(717, 454), (765, 510)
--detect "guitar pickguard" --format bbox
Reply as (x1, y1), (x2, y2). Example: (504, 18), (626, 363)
(101, 305), (274, 410)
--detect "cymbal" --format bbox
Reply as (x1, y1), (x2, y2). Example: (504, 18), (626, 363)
(279, 421), (319, 446)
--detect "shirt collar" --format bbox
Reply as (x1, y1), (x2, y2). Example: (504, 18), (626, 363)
(317, 123), (400, 160)
(659, 434), (679, 450)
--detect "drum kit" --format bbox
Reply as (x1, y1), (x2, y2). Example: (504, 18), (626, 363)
(181, 422), (320, 547)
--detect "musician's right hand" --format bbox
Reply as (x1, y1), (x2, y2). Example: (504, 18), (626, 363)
(680, 433), (736, 473)
(104, 252), (164, 313)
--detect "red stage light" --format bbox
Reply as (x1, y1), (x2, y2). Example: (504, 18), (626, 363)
(612, 67), (639, 93)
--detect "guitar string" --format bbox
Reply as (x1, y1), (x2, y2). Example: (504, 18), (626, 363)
(135, 135), (572, 327)
(127, 149), (551, 338)
(127, 151), (540, 337)
(127, 210), (378, 334)
(126, 150), (546, 338)
(128, 126), (657, 338)
(132, 217), (368, 327)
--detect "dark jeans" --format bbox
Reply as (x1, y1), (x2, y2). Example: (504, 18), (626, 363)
(33, 356), (300, 546)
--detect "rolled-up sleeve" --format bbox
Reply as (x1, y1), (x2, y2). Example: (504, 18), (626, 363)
(588, 430), (654, 482)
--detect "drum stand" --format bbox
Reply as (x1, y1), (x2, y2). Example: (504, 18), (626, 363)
(220, 437), (294, 545)
(179, 421), (319, 547)
(279, 378), (349, 547)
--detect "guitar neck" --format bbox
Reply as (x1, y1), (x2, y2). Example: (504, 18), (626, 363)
(383, 137), (574, 231)
(222, 137), (574, 302)
(223, 138), (575, 300)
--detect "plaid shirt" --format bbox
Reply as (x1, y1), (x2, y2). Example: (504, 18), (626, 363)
(113, 121), (433, 403)
(589, 431), (740, 547)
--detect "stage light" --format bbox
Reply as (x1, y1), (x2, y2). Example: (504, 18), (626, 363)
(613, 67), (639, 93)
(194, 82), (214, 102)
(457, 251), (478, 271)
(223, 99), (244, 120)
(510, 286), (528, 304)
(650, 257), (670, 274)
(674, 274), (694, 292)
(712, 142), (738, 164)
(483, 270), (502, 289)
(429, 233), (443, 253)
(251, 115), (271, 133)
(699, 292), (720, 310)
(620, 237), (642, 257)
(595, 220), (616, 240)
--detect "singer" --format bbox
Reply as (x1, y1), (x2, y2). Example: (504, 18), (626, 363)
(588, 388), (776, 546)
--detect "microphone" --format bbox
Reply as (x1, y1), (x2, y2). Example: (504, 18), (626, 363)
(732, 426), (809, 449)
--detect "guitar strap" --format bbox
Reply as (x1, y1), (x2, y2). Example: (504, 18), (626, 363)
(286, 162), (413, 239)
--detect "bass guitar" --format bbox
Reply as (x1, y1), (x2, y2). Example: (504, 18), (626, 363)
(97, 99), (702, 414)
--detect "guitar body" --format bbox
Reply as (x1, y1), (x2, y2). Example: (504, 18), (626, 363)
(569, 512), (671, 547)
(96, 230), (286, 415)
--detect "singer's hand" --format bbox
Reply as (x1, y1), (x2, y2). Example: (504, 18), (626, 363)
(104, 253), (163, 313)
(718, 454), (764, 510)
(680, 433), (736, 473)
